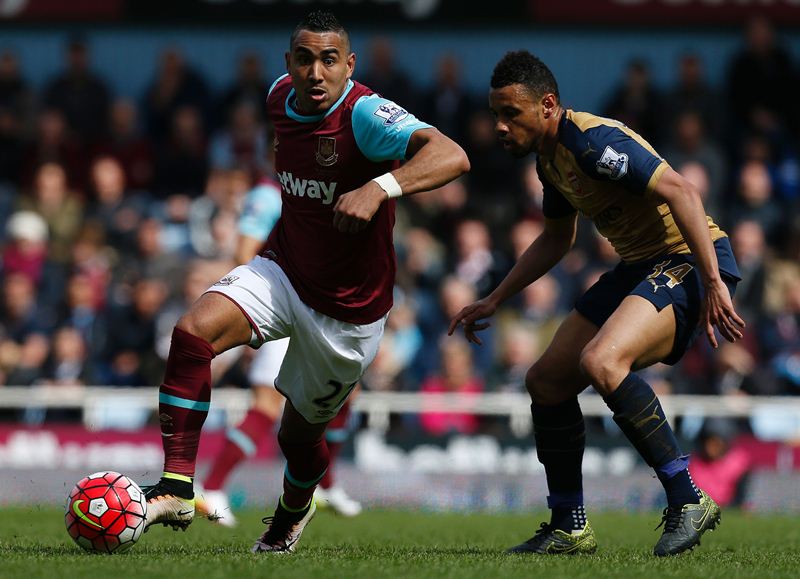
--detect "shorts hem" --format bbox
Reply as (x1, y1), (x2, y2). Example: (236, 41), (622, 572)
(206, 290), (265, 344)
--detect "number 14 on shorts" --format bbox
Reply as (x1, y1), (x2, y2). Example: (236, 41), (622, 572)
(647, 260), (694, 292)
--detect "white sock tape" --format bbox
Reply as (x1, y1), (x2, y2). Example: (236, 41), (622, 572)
(372, 172), (403, 199)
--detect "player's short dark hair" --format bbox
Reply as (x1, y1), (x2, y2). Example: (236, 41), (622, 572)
(491, 50), (559, 101)
(290, 10), (350, 53)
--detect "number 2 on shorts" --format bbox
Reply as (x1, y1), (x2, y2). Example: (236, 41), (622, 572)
(313, 380), (357, 408)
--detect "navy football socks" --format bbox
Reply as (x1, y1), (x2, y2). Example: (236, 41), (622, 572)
(549, 494), (588, 533)
(657, 456), (702, 507)
(604, 373), (700, 507)
(531, 399), (587, 532)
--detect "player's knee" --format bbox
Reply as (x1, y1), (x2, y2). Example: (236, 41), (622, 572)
(525, 363), (565, 406)
(174, 312), (207, 341)
(579, 345), (625, 395)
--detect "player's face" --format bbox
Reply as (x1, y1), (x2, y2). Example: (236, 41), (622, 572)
(286, 30), (355, 115)
(489, 84), (550, 158)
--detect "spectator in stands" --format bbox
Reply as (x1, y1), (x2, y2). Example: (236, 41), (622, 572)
(3, 211), (48, 283)
(152, 105), (209, 198)
(401, 177), (470, 249)
(602, 58), (663, 145)
(215, 52), (269, 130)
(0, 108), (25, 193)
(102, 278), (169, 386)
(487, 321), (540, 393)
(93, 99), (154, 190)
(463, 110), (525, 231)
(677, 160), (716, 216)
(758, 275), (800, 395)
(521, 160), (545, 221)
(22, 109), (85, 190)
(664, 53), (723, 141)
(725, 160), (783, 246)
(419, 335), (484, 436)
(188, 167), (250, 258)
(520, 273), (564, 348)
(419, 54), (472, 145)
(510, 219), (543, 260)
(661, 111), (727, 210)
(209, 101), (268, 176)
(118, 218), (186, 299)
(86, 155), (148, 256)
(19, 162), (84, 263)
(690, 418), (752, 508)
(729, 220), (767, 319)
(0, 50), (36, 138)
(360, 36), (418, 109)
(397, 226), (447, 294)
(46, 326), (96, 386)
(0, 272), (54, 342)
(726, 16), (797, 139)
(143, 48), (210, 143)
(56, 271), (108, 365)
(362, 292), (422, 392)
(452, 219), (509, 297)
(5, 333), (50, 386)
(43, 37), (111, 142)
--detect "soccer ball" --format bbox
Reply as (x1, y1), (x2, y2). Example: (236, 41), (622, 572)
(64, 471), (147, 554)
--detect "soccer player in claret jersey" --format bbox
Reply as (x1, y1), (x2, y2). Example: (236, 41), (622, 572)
(143, 10), (469, 553)
(449, 51), (744, 557)
(196, 170), (363, 525)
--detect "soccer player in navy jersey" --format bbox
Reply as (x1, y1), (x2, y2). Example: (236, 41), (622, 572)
(449, 51), (744, 556)
(143, 10), (469, 553)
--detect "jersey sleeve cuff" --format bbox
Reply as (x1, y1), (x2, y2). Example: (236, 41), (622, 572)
(645, 161), (670, 194)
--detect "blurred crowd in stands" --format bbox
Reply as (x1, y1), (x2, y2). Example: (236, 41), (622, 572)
(0, 17), (799, 438)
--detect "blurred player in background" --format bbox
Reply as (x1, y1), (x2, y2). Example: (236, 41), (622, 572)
(197, 160), (363, 525)
(143, 9), (469, 554)
(450, 51), (743, 557)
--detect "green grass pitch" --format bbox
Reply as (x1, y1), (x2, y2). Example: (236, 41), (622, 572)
(2, 507), (799, 578)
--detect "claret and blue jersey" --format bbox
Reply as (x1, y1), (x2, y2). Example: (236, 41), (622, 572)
(263, 74), (430, 324)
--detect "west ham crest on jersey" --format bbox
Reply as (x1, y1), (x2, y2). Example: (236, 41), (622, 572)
(315, 136), (339, 166)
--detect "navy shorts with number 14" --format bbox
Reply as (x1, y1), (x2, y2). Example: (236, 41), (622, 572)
(575, 237), (741, 365)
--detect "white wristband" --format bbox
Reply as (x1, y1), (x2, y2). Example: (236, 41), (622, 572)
(372, 172), (403, 199)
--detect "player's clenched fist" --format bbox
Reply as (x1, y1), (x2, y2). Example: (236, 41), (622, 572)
(447, 298), (497, 345)
(332, 182), (386, 233)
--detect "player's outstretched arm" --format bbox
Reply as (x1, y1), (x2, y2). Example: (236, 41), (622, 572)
(391, 127), (470, 196)
(332, 128), (469, 233)
(652, 167), (745, 348)
(448, 213), (577, 344)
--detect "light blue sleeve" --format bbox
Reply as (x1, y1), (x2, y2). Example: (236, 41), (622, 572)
(237, 183), (283, 241)
(352, 95), (433, 162)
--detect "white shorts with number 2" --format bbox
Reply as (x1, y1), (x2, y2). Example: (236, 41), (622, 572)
(206, 256), (386, 423)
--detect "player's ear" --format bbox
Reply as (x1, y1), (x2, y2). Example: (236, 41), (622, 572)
(284, 51), (291, 72)
(346, 52), (356, 80)
(541, 93), (557, 118)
